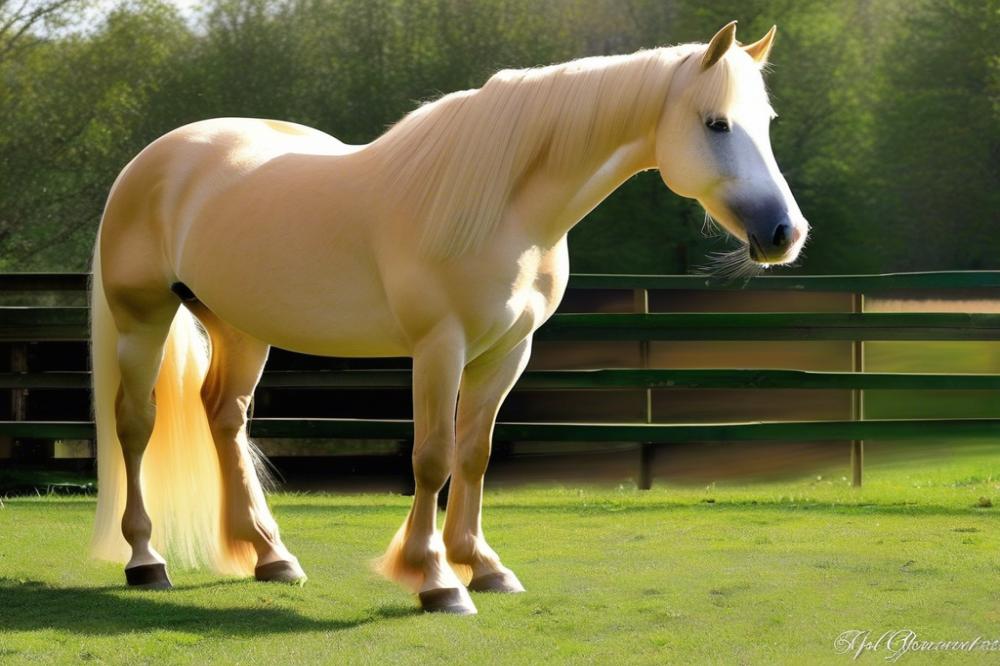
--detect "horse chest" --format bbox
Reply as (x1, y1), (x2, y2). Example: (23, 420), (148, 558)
(460, 245), (568, 359)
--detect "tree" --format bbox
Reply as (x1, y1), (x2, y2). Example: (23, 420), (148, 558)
(0, 0), (996, 274)
(0, 0), (78, 65)
(870, 0), (1000, 269)
(0, 0), (192, 268)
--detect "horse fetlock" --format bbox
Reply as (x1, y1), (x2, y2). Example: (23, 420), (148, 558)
(250, 519), (294, 561)
(121, 509), (152, 541)
(251, 514), (280, 543)
(444, 530), (510, 582)
(125, 541), (166, 569)
(444, 532), (480, 565)
(225, 507), (287, 560)
(419, 555), (467, 593)
(402, 534), (439, 569)
(228, 505), (275, 538)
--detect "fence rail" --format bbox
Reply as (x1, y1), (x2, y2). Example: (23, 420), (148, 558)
(6, 307), (1000, 341)
(3, 417), (999, 442)
(5, 270), (1000, 292)
(3, 270), (1000, 489)
(4, 368), (1000, 391)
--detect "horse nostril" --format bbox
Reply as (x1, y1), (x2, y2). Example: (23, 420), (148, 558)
(772, 223), (791, 249)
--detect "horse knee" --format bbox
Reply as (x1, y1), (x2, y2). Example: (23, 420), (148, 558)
(412, 432), (453, 491)
(456, 438), (490, 479)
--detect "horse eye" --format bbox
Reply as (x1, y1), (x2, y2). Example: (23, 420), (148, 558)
(705, 118), (731, 133)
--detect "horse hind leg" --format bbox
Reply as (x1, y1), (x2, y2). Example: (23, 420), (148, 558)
(189, 303), (306, 584)
(111, 293), (178, 589)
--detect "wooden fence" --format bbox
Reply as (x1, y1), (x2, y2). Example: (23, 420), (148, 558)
(2, 271), (1000, 488)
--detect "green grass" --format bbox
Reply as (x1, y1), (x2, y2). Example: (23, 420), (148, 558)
(3, 444), (1000, 665)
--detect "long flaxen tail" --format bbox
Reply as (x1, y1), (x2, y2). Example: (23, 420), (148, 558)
(89, 238), (256, 575)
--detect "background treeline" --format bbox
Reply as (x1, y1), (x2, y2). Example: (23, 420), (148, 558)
(0, 0), (996, 274)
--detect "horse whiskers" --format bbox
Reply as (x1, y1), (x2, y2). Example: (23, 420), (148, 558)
(701, 211), (723, 238)
(694, 244), (766, 282)
(781, 244), (809, 269)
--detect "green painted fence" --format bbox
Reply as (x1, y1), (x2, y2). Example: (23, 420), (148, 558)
(3, 417), (999, 443)
(6, 307), (1000, 342)
(3, 368), (1000, 391)
(2, 271), (1000, 488)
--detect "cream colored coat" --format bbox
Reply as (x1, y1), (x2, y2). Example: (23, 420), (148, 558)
(90, 23), (806, 614)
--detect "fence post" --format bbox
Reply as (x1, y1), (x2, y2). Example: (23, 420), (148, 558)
(851, 292), (865, 487)
(635, 287), (654, 490)
(0, 343), (27, 459)
(8, 342), (53, 462)
(8, 343), (28, 460)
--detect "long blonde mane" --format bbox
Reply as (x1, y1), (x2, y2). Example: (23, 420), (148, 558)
(373, 44), (760, 258)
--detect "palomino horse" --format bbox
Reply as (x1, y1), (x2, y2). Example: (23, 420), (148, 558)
(91, 22), (808, 614)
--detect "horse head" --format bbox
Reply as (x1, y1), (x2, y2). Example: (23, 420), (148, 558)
(656, 22), (809, 267)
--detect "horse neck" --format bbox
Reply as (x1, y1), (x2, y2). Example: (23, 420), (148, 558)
(365, 48), (684, 258)
(508, 53), (679, 247)
(511, 133), (656, 249)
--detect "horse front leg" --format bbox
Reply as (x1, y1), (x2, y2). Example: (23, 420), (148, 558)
(443, 337), (531, 594)
(376, 327), (475, 614)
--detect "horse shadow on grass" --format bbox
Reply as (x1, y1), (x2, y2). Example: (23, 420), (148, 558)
(0, 578), (418, 635)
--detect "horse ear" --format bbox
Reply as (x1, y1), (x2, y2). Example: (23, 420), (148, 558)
(701, 20), (737, 70)
(743, 25), (777, 64)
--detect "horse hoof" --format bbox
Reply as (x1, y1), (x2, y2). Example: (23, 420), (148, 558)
(468, 571), (525, 594)
(418, 587), (477, 615)
(124, 563), (172, 590)
(255, 559), (308, 585)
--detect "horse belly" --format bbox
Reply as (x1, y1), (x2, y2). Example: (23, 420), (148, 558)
(177, 218), (407, 357)
(193, 274), (406, 357)
(201, 287), (406, 357)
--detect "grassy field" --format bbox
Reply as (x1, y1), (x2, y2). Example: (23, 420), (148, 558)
(2, 442), (1000, 665)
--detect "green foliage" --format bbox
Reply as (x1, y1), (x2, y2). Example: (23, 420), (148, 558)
(0, 0), (996, 273)
(0, 0), (193, 269)
(870, 0), (1000, 270)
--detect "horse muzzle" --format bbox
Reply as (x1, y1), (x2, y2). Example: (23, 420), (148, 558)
(728, 195), (807, 265)
(747, 218), (806, 265)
